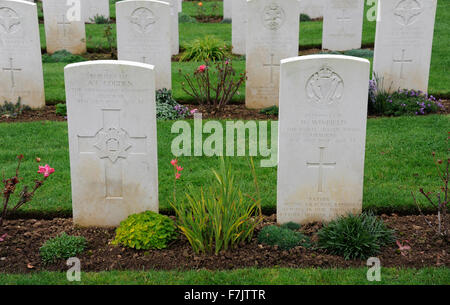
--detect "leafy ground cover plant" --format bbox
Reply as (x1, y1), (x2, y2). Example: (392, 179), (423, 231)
(259, 106), (279, 116)
(112, 211), (178, 250)
(369, 74), (444, 116)
(411, 137), (449, 242)
(179, 35), (229, 62)
(317, 212), (395, 260)
(258, 225), (310, 250)
(156, 89), (192, 120)
(0, 156), (54, 226)
(40, 232), (87, 264)
(171, 158), (263, 255)
(0, 98), (30, 119)
(90, 14), (109, 24)
(181, 59), (246, 113)
(55, 103), (67, 117)
(42, 50), (85, 63)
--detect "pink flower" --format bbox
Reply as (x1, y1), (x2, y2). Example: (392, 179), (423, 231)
(170, 159), (178, 166)
(176, 166), (184, 172)
(175, 173), (181, 180)
(190, 109), (198, 115)
(396, 240), (411, 256)
(197, 65), (207, 73)
(0, 233), (7, 242)
(37, 164), (55, 178)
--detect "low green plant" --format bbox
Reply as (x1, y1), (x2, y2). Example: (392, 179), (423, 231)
(281, 222), (301, 231)
(156, 89), (190, 120)
(0, 98), (30, 118)
(317, 212), (395, 260)
(180, 36), (229, 62)
(40, 232), (87, 264)
(112, 211), (178, 250)
(300, 14), (311, 22)
(258, 225), (310, 250)
(179, 12), (198, 23)
(343, 49), (374, 58)
(368, 74), (444, 116)
(171, 158), (263, 255)
(90, 14), (109, 24)
(259, 106), (279, 116)
(55, 103), (67, 117)
(42, 50), (85, 63)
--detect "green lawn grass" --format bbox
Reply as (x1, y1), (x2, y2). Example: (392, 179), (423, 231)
(0, 267), (448, 285)
(0, 115), (447, 218)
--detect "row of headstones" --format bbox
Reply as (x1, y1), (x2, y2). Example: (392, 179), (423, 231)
(1, 0), (438, 112)
(65, 55), (369, 227)
(241, 0), (438, 109)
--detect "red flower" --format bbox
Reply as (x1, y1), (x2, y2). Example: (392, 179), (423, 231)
(197, 65), (207, 73)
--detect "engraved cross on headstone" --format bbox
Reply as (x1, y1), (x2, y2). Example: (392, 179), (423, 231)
(2, 57), (21, 88)
(307, 147), (336, 193)
(393, 49), (413, 79)
(77, 109), (147, 200)
(263, 54), (280, 83)
(57, 14), (71, 37)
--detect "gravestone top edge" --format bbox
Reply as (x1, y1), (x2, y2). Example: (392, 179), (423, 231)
(281, 54), (370, 66)
(0, 0), (36, 6)
(64, 60), (155, 72)
(116, 0), (171, 7)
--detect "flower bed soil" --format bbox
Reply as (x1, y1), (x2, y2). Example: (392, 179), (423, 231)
(0, 214), (447, 273)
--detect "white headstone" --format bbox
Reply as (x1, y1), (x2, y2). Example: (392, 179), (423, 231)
(65, 61), (159, 227)
(300, 0), (324, 19)
(245, 0), (300, 109)
(223, 0), (232, 20)
(277, 55), (370, 224)
(373, 0), (437, 93)
(178, 0), (182, 13)
(0, 0), (45, 108)
(168, 0), (179, 55)
(322, 0), (364, 51)
(116, 0), (172, 90)
(42, 0), (86, 54)
(232, 0), (247, 55)
(81, 0), (110, 23)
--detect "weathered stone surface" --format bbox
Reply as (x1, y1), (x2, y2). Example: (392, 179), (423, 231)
(81, 0), (110, 23)
(322, 0), (364, 51)
(245, 0), (300, 109)
(223, 0), (232, 20)
(0, 0), (45, 108)
(42, 0), (86, 54)
(232, 0), (247, 55)
(277, 55), (370, 224)
(116, 0), (172, 90)
(300, 0), (324, 19)
(65, 61), (159, 227)
(373, 0), (437, 93)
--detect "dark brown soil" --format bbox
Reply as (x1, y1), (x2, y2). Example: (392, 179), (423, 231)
(184, 104), (278, 120)
(0, 214), (447, 273)
(0, 106), (66, 123)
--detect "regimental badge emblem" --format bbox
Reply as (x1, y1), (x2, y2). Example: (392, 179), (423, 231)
(0, 7), (21, 34)
(130, 7), (157, 33)
(94, 128), (132, 163)
(393, 0), (424, 26)
(262, 3), (285, 31)
(306, 66), (344, 107)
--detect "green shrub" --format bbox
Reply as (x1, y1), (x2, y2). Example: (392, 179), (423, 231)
(171, 158), (263, 255)
(40, 233), (87, 264)
(0, 97), (30, 118)
(180, 36), (229, 62)
(317, 212), (395, 260)
(156, 89), (190, 120)
(281, 222), (301, 231)
(55, 103), (67, 116)
(258, 225), (310, 250)
(343, 49), (374, 59)
(90, 14), (109, 24)
(112, 211), (178, 250)
(369, 74), (444, 116)
(179, 12), (198, 23)
(259, 106), (279, 116)
(42, 50), (85, 63)
(300, 14), (311, 22)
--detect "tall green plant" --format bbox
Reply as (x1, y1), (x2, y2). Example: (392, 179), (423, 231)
(171, 158), (262, 255)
